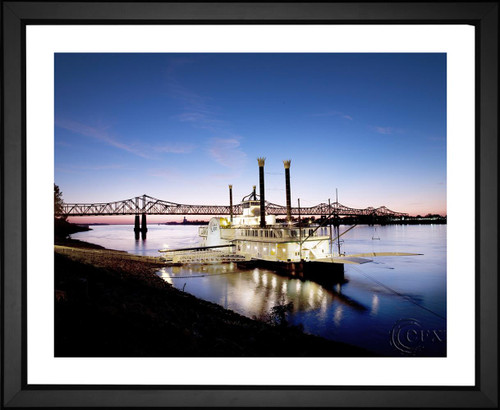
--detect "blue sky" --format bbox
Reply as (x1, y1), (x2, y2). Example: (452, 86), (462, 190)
(55, 53), (446, 221)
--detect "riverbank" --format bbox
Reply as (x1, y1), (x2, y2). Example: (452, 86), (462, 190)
(55, 218), (91, 240)
(55, 239), (374, 357)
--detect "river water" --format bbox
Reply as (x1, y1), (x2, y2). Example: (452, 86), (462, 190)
(70, 223), (446, 357)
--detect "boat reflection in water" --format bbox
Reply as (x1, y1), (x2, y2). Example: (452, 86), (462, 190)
(157, 262), (365, 324)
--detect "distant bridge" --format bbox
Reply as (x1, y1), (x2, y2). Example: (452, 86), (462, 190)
(59, 194), (408, 218)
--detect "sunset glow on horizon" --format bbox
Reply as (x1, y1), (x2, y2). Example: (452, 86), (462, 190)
(56, 53), (446, 223)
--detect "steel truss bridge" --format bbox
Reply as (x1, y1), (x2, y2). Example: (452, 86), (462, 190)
(59, 194), (408, 218)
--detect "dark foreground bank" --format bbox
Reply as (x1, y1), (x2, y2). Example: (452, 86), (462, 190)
(55, 241), (374, 357)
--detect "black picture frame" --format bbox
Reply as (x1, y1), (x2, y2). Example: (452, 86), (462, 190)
(2, 1), (498, 408)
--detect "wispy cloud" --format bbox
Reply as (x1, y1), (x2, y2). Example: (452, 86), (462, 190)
(171, 112), (226, 132)
(310, 110), (353, 120)
(373, 126), (395, 135)
(165, 59), (248, 167)
(56, 119), (152, 159)
(165, 59), (214, 116)
(208, 137), (247, 169)
(168, 83), (213, 115)
(72, 164), (128, 171)
(154, 143), (197, 154)
(55, 163), (131, 174)
(57, 118), (198, 158)
(174, 112), (209, 123)
(165, 59), (233, 134)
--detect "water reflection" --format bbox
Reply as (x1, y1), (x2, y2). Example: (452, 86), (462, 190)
(156, 263), (343, 320)
(73, 224), (446, 356)
(156, 263), (373, 325)
(371, 294), (380, 316)
(333, 306), (343, 326)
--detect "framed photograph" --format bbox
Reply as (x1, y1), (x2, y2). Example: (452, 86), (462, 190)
(2, 1), (497, 407)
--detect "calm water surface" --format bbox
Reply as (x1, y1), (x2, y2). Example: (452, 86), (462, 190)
(71, 224), (446, 356)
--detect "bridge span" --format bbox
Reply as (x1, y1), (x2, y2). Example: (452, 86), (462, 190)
(60, 194), (408, 218)
(59, 194), (408, 239)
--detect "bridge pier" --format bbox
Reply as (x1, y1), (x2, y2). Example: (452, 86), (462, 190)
(141, 213), (148, 239)
(134, 214), (148, 239)
(134, 214), (140, 239)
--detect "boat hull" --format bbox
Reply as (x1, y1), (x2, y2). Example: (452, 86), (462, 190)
(237, 259), (345, 286)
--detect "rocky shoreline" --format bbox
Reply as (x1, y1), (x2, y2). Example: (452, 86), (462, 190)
(55, 239), (375, 357)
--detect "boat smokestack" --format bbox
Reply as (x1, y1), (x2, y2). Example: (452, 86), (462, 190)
(283, 160), (292, 222)
(257, 157), (266, 227)
(252, 185), (256, 200)
(228, 184), (233, 222)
